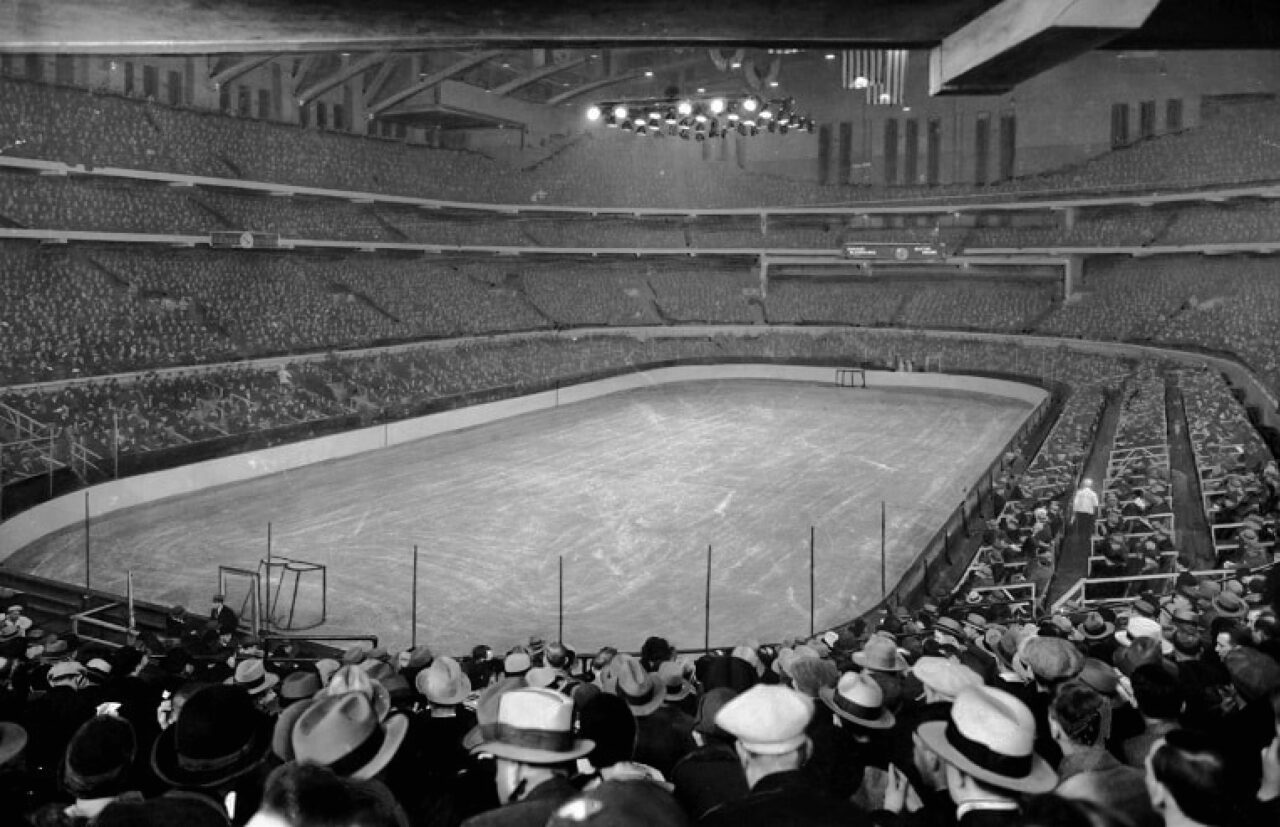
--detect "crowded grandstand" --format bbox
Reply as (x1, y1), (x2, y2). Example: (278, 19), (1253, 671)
(1, 1), (1280, 825)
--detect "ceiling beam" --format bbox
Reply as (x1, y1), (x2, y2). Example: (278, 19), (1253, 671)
(362, 55), (403, 105)
(489, 55), (590, 96)
(546, 70), (648, 105)
(208, 54), (278, 89)
(296, 50), (391, 103)
(930, 0), (1161, 95)
(289, 55), (318, 96)
(367, 50), (504, 115)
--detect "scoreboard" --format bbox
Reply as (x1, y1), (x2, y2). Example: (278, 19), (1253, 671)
(842, 242), (947, 261)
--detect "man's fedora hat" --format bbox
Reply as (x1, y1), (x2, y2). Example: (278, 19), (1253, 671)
(468, 687), (594, 764)
(916, 686), (1057, 794)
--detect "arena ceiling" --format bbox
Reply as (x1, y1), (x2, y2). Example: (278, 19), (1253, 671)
(2, 0), (1276, 130)
(3, 0), (1277, 51)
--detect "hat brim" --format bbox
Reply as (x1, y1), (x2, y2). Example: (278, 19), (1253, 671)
(819, 687), (895, 730)
(1080, 623), (1116, 640)
(621, 678), (667, 717)
(852, 651), (908, 672)
(151, 712), (271, 789)
(1114, 633), (1173, 655)
(351, 714), (409, 781)
(664, 681), (695, 702)
(426, 677), (472, 706)
(473, 736), (595, 765)
(271, 698), (314, 761)
(916, 720), (1057, 794)
(0, 721), (27, 766)
(231, 673), (281, 696)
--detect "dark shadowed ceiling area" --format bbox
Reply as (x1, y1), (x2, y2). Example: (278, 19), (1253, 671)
(2, 0), (1278, 52)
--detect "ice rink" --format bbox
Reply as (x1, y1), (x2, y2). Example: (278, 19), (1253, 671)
(9, 378), (1033, 654)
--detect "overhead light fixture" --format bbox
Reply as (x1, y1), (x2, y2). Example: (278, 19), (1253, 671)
(644, 70), (654, 77)
(587, 95), (818, 142)
(825, 53), (836, 60)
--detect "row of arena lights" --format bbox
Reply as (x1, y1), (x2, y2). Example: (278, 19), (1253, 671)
(586, 96), (816, 138)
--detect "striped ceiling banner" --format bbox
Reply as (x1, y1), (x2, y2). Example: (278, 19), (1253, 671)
(841, 49), (908, 105)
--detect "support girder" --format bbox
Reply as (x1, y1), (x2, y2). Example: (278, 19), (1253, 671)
(929, 0), (1161, 95)
(367, 50), (504, 115)
(297, 51), (391, 103)
(208, 54), (279, 89)
(490, 55), (589, 96)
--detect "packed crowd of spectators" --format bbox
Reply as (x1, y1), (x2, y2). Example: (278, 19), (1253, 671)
(87, 249), (403, 358)
(1038, 256), (1280, 393)
(0, 327), (1157, 487)
(0, 171), (214, 235)
(1176, 367), (1278, 570)
(9, 76), (1280, 212)
(2, 554), (1279, 826)
(0, 245), (233, 384)
(644, 268), (761, 324)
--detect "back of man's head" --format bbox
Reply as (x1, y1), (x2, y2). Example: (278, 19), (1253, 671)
(1131, 664), (1182, 720)
(1148, 730), (1239, 827)
(1049, 682), (1106, 748)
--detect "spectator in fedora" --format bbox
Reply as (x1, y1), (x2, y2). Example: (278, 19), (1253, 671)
(291, 692), (409, 781)
(29, 713), (143, 825)
(1073, 612), (1118, 665)
(1048, 683), (1156, 827)
(915, 686), (1057, 825)
(612, 654), (686, 777)
(652, 660), (698, 742)
(658, 660), (699, 717)
(460, 687), (594, 827)
(668, 688), (747, 820)
(24, 660), (95, 778)
(227, 659), (281, 715)
(406, 655), (476, 804)
(854, 634), (910, 718)
(150, 684), (272, 820)
(820, 671), (899, 811)
(700, 685), (865, 827)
